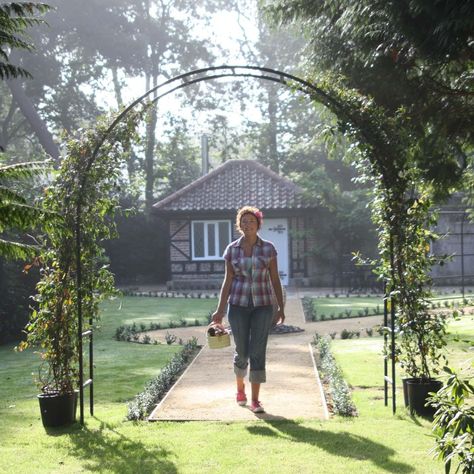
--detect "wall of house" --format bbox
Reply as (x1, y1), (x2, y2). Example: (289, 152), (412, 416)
(167, 214), (311, 289)
(168, 218), (237, 289)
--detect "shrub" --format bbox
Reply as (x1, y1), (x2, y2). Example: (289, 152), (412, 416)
(329, 332), (337, 340)
(115, 326), (125, 340)
(302, 297), (317, 322)
(312, 332), (322, 346)
(429, 367), (474, 474)
(127, 338), (199, 420)
(312, 334), (357, 416)
(365, 328), (373, 337)
(340, 329), (355, 339)
(179, 317), (187, 327)
(165, 332), (177, 345)
(142, 334), (151, 344)
(344, 309), (352, 318)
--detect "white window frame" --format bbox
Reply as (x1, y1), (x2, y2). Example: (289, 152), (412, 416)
(191, 220), (231, 261)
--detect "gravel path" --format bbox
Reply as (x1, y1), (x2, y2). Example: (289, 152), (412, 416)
(148, 295), (329, 421)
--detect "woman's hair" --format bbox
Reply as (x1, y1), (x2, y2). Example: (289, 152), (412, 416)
(236, 206), (263, 233)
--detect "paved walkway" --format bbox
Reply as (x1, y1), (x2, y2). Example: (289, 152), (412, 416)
(148, 293), (329, 421)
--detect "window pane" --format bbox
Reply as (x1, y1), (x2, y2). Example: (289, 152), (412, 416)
(207, 223), (216, 256)
(194, 222), (204, 258)
(219, 221), (230, 256)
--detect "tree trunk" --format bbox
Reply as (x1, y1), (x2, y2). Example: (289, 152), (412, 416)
(111, 65), (123, 109)
(267, 84), (279, 173)
(7, 80), (59, 161)
(144, 103), (157, 215)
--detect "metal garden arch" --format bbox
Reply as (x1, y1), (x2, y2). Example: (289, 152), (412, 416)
(75, 65), (396, 424)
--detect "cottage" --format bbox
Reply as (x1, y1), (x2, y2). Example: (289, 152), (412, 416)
(152, 159), (318, 289)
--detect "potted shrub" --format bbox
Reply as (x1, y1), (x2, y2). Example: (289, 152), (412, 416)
(398, 307), (447, 417)
(16, 115), (141, 427)
(18, 249), (83, 427)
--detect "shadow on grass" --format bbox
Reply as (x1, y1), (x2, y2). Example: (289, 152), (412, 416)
(57, 418), (177, 473)
(246, 416), (414, 473)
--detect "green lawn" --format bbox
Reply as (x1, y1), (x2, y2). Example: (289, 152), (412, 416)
(310, 293), (474, 320)
(312, 296), (383, 318)
(0, 297), (472, 473)
(105, 295), (217, 328)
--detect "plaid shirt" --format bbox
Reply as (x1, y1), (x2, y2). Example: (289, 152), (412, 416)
(223, 236), (277, 307)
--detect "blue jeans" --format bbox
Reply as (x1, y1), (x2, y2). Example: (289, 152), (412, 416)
(227, 303), (274, 383)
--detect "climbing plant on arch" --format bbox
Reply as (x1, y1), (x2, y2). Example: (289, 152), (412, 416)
(20, 65), (457, 425)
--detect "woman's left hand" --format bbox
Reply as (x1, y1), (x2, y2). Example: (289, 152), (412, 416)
(273, 309), (285, 326)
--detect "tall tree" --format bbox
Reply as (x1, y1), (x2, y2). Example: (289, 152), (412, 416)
(264, 0), (474, 189)
(0, 2), (50, 81)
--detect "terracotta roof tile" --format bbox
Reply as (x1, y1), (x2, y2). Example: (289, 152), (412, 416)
(153, 159), (314, 212)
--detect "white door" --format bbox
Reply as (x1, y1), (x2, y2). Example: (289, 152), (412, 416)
(259, 218), (289, 286)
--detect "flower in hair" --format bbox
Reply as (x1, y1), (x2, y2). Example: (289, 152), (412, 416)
(254, 210), (263, 220)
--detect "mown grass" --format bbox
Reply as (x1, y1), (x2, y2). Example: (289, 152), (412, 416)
(103, 296), (217, 329)
(0, 297), (472, 473)
(311, 293), (474, 320)
(312, 296), (383, 317)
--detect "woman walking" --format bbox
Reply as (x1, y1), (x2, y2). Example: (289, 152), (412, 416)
(211, 206), (285, 413)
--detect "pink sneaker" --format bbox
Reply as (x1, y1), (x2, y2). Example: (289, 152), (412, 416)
(250, 400), (264, 413)
(236, 391), (247, 406)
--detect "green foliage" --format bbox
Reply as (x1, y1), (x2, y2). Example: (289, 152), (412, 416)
(313, 334), (357, 416)
(127, 337), (199, 421)
(301, 296), (317, 321)
(264, 0), (472, 323)
(264, 0), (474, 159)
(16, 109), (144, 394)
(0, 158), (49, 260)
(154, 117), (200, 200)
(0, 2), (50, 80)
(429, 366), (474, 474)
(165, 332), (177, 345)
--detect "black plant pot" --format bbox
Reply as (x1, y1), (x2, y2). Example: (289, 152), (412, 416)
(402, 377), (420, 407)
(38, 390), (78, 428)
(406, 379), (443, 418)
